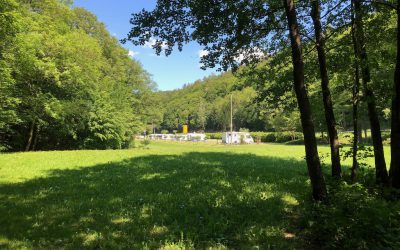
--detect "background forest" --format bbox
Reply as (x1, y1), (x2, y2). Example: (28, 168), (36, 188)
(0, 0), (158, 151)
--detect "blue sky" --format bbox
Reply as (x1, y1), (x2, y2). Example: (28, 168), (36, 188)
(73, 0), (217, 91)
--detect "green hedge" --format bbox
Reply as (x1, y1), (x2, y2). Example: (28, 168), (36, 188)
(205, 131), (304, 143)
(206, 131), (391, 145)
(205, 132), (223, 140)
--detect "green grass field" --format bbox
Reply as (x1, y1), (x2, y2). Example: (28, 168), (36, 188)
(0, 142), (389, 249)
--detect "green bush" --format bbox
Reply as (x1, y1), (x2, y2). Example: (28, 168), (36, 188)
(275, 132), (295, 143)
(299, 181), (400, 249)
(337, 131), (391, 146)
(205, 132), (223, 140)
(249, 132), (276, 142)
(139, 139), (151, 149)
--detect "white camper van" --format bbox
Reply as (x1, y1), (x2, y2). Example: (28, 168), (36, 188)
(222, 132), (254, 144)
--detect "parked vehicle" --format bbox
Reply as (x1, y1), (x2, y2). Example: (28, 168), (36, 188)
(222, 132), (254, 144)
(148, 133), (206, 142)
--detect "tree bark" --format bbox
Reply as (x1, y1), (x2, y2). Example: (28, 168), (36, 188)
(353, 0), (389, 184)
(283, 0), (327, 201)
(390, 2), (400, 188)
(25, 120), (35, 152)
(311, 0), (342, 178)
(351, 64), (360, 182)
(351, 2), (360, 182)
(32, 125), (40, 151)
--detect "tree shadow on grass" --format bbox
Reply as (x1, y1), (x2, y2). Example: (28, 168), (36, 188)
(0, 152), (311, 249)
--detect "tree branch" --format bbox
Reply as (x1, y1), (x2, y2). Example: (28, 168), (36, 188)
(364, 0), (398, 10)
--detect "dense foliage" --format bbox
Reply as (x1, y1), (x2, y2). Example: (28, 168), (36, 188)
(154, 73), (265, 133)
(0, 0), (155, 151)
(152, 6), (396, 137)
(300, 181), (400, 249)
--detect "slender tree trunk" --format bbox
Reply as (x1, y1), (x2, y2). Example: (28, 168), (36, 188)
(351, 65), (361, 181)
(283, 0), (327, 201)
(25, 120), (35, 152)
(390, 3), (400, 188)
(311, 0), (342, 178)
(353, 0), (389, 184)
(351, 2), (360, 182)
(32, 125), (40, 151)
(351, 64), (360, 182)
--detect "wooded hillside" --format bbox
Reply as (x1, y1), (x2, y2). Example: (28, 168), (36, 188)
(0, 0), (156, 151)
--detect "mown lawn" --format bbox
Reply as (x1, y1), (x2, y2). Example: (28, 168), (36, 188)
(0, 142), (387, 249)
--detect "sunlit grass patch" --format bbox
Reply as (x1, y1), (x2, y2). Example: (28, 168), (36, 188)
(0, 142), (389, 249)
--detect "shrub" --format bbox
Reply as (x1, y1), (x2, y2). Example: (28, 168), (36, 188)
(139, 139), (151, 149)
(299, 181), (400, 249)
(205, 132), (223, 140)
(275, 132), (294, 143)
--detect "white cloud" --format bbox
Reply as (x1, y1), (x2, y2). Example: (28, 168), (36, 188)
(234, 47), (265, 62)
(128, 50), (139, 57)
(198, 49), (210, 68)
(198, 49), (209, 58)
(143, 38), (168, 50)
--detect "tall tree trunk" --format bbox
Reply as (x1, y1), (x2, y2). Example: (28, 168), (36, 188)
(353, 0), (389, 184)
(25, 120), (35, 152)
(311, 0), (342, 178)
(390, 3), (400, 188)
(32, 125), (40, 151)
(283, 0), (327, 201)
(351, 2), (360, 182)
(351, 65), (360, 182)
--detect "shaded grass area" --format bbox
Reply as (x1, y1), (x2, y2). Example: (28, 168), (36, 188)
(0, 146), (311, 249)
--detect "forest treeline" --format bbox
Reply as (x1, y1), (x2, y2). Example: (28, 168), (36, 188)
(154, 29), (394, 135)
(0, 0), (158, 151)
(153, 9), (396, 144)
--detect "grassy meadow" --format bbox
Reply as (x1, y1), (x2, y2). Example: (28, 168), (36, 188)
(0, 142), (389, 249)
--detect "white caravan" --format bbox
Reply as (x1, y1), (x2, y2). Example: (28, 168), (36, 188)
(222, 132), (254, 144)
